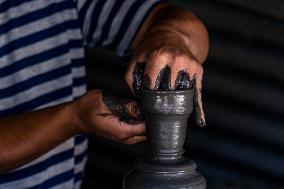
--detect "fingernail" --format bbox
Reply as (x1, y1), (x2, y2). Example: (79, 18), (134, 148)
(199, 118), (206, 127)
(133, 105), (142, 119)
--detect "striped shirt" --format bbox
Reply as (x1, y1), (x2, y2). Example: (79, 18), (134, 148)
(0, 0), (164, 188)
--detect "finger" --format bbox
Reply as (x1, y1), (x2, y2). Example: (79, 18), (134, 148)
(95, 115), (145, 140)
(101, 92), (145, 126)
(143, 51), (171, 90)
(168, 53), (198, 90)
(101, 92), (144, 125)
(122, 135), (146, 145)
(168, 62), (181, 90)
(167, 53), (186, 90)
(194, 71), (206, 127)
(125, 61), (146, 96)
(184, 56), (199, 82)
(125, 59), (136, 94)
(176, 70), (195, 90)
(157, 65), (171, 90)
(101, 92), (133, 118)
(112, 121), (145, 140)
(120, 121), (146, 137)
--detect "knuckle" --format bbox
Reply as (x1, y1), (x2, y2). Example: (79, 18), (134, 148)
(149, 49), (173, 62)
(195, 65), (203, 75)
(185, 58), (198, 68)
(172, 56), (188, 67)
(186, 59), (200, 71)
(197, 65), (203, 73)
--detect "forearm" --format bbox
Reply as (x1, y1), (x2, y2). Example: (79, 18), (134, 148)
(132, 3), (209, 63)
(0, 102), (79, 174)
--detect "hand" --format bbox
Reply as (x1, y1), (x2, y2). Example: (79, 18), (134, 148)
(72, 90), (145, 145)
(125, 33), (205, 126)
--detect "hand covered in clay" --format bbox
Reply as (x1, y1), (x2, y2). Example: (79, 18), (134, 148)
(125, 33), (205, 127)
(72, 90), (145, 144)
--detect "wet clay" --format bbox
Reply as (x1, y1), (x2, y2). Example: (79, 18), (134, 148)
(123, 89), (206, 189)
(154, 66), (171, 90)
(132, 62), (146, 96)
(175, 70), (194, 90)
(132, 64), (205, 127)
(142, 67), (195, 91)
(101, 92), (143, 125)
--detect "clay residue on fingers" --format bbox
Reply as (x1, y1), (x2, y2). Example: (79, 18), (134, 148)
(132, 62), (146, 96)
(101, 93), (143, 125)
(142, 74), (152, 90)
(174, 70), (205, 126)
(153, 66), (166, 90)
(155, 65), (171, 90)
(175, 70), (194, 90)
(193, 74), (206, 127)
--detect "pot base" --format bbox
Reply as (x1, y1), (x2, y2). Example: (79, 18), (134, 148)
(123, 158), (206, 189)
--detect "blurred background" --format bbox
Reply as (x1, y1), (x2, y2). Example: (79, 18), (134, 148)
(81, 0), (284, 188)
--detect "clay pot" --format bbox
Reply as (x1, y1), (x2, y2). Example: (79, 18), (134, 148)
(123, 89), (206, 189)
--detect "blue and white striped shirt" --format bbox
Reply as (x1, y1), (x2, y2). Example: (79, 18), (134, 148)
(0, 0), (164, 188)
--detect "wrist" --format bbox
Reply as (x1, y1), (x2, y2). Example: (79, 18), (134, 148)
(61, 101), (85, 136)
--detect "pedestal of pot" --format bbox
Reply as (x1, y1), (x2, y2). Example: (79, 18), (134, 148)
(124, 158), (206, 189)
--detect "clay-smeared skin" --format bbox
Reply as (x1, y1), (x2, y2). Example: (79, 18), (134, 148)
(146, 66), (194, 91)
(101, 93), (143, 125)
(132, 63), (146, 96)
(132, 66), (205, 127)
(175, 70), (194, 90)
(193, 75), (205, 127)
(125, 3), (209, 128)
(155, 66), (171, 90)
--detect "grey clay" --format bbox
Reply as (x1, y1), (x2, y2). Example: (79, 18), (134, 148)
(123, 89), (206, 189)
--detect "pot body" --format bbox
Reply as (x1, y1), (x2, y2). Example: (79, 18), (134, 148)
(123, 89), (206, 189)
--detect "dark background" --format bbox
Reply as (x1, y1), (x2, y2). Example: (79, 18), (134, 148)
(81, 0), (284, 188)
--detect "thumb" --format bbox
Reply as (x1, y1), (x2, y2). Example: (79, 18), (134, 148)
(102, 92), (142, 120)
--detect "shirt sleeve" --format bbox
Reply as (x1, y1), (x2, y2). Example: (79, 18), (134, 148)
(76, 0), (166, 57)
